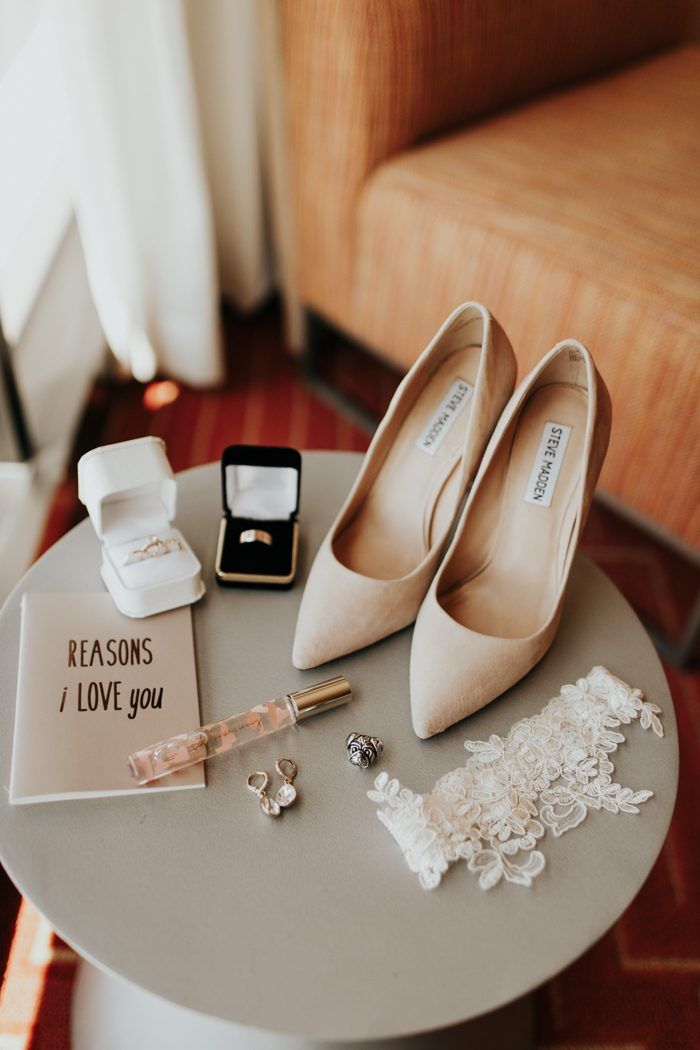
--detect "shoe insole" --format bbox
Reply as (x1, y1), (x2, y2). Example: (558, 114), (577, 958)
(442, 383), (587, 638)
(334, 344), (482, 579)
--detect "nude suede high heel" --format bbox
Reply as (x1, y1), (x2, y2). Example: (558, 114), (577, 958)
(292, 302), (517, 669)
(409, 340), (612, 738)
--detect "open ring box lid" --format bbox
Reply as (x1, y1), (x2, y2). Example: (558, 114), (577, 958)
(215, 444), (301, 588)
(78, 436), (205, 617)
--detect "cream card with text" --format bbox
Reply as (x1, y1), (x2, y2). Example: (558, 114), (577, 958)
(10, 593), (204, 803)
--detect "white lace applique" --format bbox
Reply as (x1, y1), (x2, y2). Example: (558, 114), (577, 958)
(368, 667), (663, 891)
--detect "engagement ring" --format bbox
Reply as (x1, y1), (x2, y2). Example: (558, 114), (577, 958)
(123, 535), (183, 565)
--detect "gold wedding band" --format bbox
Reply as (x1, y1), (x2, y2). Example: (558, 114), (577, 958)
(239, 529), (273, 546)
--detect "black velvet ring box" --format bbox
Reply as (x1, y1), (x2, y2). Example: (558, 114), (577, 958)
(215, 445), (301, 588)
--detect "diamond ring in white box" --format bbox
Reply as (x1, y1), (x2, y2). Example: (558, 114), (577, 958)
(122, 535), (184, 565)
(77, 436), (205, 618)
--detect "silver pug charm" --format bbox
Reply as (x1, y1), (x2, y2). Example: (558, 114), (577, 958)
(346, 732), (383, 769)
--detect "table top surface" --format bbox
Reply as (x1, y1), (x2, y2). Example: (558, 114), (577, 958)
(0, 452), (678, 1041)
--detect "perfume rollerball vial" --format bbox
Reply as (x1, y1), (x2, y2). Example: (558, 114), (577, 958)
(127, 676), (352, 785)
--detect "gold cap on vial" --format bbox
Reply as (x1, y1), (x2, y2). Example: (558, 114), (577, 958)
(290, 676), (352, 721)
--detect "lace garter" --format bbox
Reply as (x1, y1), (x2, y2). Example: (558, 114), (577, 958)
(368, 667), (663, 891)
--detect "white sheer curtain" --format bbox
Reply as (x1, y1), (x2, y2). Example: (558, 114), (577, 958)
(48, 0), (224, 386)
(186, 0), (271, 313)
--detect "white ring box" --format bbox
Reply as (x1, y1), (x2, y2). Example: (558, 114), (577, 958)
(78, 437), (205, 618)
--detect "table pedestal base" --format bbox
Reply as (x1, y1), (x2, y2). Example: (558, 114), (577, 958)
(72, 959), (533, 1049)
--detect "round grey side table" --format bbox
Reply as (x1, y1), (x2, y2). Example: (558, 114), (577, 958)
(0, 452), (678, 1049)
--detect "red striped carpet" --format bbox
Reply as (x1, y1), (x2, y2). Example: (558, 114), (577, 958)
(1, 304), (698, 1049)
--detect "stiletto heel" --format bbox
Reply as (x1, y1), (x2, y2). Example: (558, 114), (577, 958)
(292, 302), (517, 669)
(410, 339), (612, 737)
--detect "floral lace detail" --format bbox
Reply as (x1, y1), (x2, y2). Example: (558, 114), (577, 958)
(368, 667), (663, 891)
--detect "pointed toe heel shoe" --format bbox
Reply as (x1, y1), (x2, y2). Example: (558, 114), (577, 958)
(410, 339), (612, 738)
(292, 302), (517, 669)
